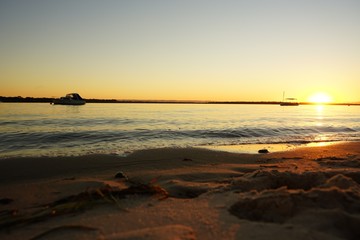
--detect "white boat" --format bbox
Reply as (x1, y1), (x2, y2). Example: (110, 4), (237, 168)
(52, 93), (86, 105)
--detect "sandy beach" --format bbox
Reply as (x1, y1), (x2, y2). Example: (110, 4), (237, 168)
(1, 142), (360, 240)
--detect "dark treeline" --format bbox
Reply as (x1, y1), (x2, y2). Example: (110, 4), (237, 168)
(0, 96), (119, 103)
(0, 96), (54, 103)
(0, 96), (282, 104)
(1, 96), (359, 105)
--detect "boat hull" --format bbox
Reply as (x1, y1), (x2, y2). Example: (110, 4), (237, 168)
(280, 102), (299, 106)
(52, 99), (86, 105)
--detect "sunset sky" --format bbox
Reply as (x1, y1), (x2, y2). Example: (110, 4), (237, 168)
(1, 0), (359, 102)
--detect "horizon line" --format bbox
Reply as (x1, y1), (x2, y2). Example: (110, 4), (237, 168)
(1, 96), (360, 105)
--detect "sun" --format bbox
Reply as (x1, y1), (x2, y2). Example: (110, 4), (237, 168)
(308, 92), (333, 104)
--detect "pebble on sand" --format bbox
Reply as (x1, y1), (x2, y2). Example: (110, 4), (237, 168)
(258, 149), (269, 154)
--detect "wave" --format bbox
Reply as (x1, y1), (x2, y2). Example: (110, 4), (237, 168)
(1, 125), (358, 152)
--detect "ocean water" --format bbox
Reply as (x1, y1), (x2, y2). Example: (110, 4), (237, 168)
(0, 103), (359, 158)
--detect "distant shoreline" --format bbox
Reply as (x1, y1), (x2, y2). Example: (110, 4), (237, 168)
(1, 96), (359, 106)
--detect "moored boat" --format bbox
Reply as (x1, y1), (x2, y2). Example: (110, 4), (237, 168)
(280, 98), (299, 106)
(52, 93), (86, 105)
(280, 92), (298, 106)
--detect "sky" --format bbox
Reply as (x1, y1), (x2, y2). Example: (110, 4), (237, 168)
(1, 0), (359, 102)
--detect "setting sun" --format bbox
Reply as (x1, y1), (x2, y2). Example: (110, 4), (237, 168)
(308, 92), (333, 104)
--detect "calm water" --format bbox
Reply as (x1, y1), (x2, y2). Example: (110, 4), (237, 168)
(0, 103), (359, 158)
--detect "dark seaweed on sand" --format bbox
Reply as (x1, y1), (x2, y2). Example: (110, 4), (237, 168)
(0, 182), (168, 230)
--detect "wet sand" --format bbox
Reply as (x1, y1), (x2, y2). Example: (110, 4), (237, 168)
(0, 142), (360, 240)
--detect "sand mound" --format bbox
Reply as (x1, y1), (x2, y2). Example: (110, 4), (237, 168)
(322, 174), (360, 190)
(227, 168), (360, 240)
(227, 170), (327, 193)
(230, 185), (360, 222)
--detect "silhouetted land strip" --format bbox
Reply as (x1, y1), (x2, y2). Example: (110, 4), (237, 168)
(1, 96), (359, 106)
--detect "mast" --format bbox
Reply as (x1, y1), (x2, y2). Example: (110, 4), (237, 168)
(282, 91), (285, 102)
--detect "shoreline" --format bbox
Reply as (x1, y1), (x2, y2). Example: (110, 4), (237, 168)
(196, 140), (343, 154)
(1, 142), (360, 239)
(0, 140), (351, 160)
(0, 141), (346, 181)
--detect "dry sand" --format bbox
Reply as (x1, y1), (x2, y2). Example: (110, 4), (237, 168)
(0, 142), (360, 240)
